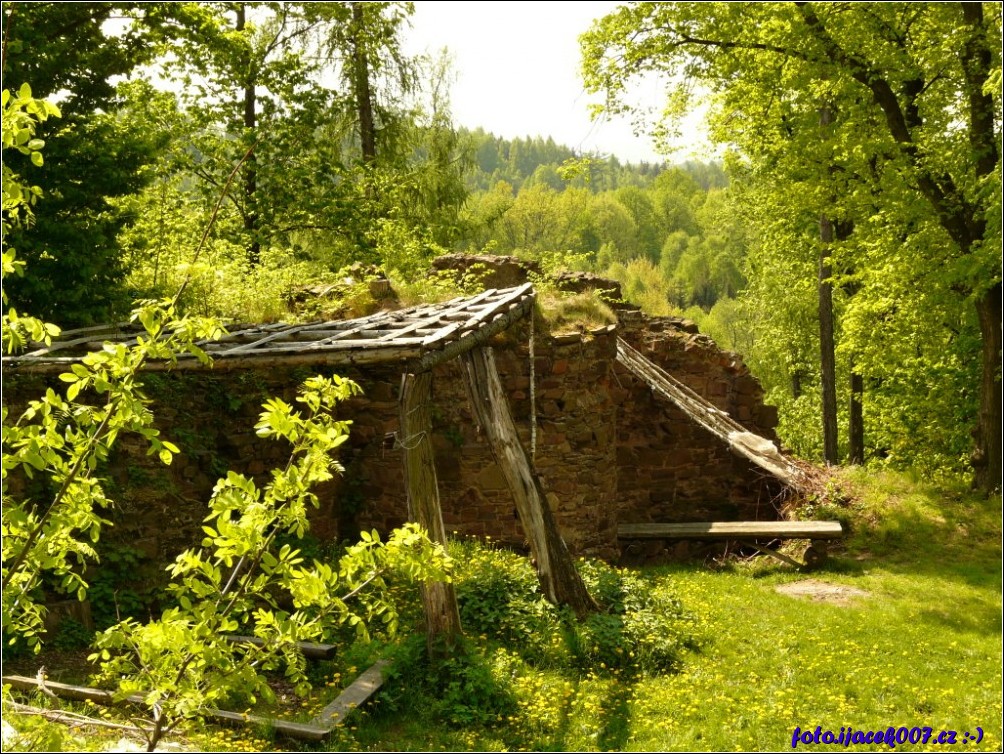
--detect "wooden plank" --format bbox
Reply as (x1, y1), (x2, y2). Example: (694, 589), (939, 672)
(308, 659), (392, 729)
(223, 321), (348, 354)
(305, 317), (398, 345)
(351, 328), (440, 338)
(421, 283), (532, 346)
(3, 675), (128, 705)
(223, 634), (338, 660)
(617, 521), (844, 540)
(459, 346), (597, 617)
(747, 542), (807, 569)
(399, 372), (463, 649)
(200, 710), (329, 741)
(5, 285), (537, 371)
(4, 344), (428, 373)
(412, 292), (535, 373)
(377, 288), (499, 342)
(1, 675), (329, 741)
(257, 337), (428, 350)
(615, 338), (807, 490)
(19, 329), (139, 358)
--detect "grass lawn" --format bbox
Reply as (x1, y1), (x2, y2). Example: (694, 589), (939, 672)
(4, 469), (1001, 752)
(330, 469), (1002, 752)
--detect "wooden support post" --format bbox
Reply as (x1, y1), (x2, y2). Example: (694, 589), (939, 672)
(399, 371), (463, 651)
(460, 347), (597, 617)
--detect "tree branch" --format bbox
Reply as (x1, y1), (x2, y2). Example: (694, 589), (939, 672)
(795, 2), (981, 252)
(960, 2), (998, 179)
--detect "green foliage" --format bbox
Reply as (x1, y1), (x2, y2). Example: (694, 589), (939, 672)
(382, 635), (519, 728)
(2, 92), (225, 654)
(459, 156), (745, 316)
(1, 85), (62, 353)
(2, 300), (223, 652)
(462, 127), (677, 194)
(87, 544), (161, 630)
(371, 539), (696, 747)
(48, 617), (95, 652)
(1, 2), (191, 326)
(575, 560), (695, 675)
(449, 538), (696, 677)
(321, 471), (1000, 753)
(89, 375), (452, 749)
(582, 2), (1001, 478)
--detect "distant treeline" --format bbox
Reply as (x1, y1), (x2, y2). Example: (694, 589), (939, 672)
(461, 127), (727, 193)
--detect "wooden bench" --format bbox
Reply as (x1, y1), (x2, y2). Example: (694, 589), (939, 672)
(617, 520), (844, 569)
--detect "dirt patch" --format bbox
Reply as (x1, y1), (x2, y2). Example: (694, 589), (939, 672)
(775, 579), (870, 606)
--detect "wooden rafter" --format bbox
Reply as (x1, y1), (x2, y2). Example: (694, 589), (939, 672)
(3, 284), (536, 374)
(616, 337), (808, 492)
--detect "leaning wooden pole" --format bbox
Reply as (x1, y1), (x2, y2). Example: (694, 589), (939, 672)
(399, 371), (463, 651)
(460, 347), (597, 617)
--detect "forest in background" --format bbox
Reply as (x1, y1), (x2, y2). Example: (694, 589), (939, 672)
(3, 1), (1000, 489)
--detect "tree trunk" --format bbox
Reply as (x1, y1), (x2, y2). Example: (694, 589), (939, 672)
(459, 347), (597, 617)
(818, 104), (839, 465)
(818, 214), (839, 465)
(398, 371), (463, 652)
(236, 4), (260, 265)
(973, 281), (1002, 493)
(849, 363), (864, 465)
(351, 2), (376, 163)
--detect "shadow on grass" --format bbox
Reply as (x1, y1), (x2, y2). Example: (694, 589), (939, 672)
(845, 490), (1002, 588)
(596, 680), (634, 751)
(916, 603), (1003, 636)
(527, 676), (636, 752)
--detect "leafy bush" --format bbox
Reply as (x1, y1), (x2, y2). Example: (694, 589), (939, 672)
(450, 538), (563, 666)
(450, 537), (698, 676)
(49, 616), (95, 651)
(381, 634), (519, 728)
(577, 559), (697, 674)
(87, 544), (162, 629)
(371, 538), (698, 738)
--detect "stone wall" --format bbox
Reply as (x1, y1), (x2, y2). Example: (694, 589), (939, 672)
(614, 311), (785, 527)
(3, 304), (783, 570)
(342, 320), (620, 560)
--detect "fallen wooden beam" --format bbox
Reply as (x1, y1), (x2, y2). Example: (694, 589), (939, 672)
(460, 346), (597, 616)
(1, 674), (328, 741)
(191, 710), (328, 742)
(615, 338), (808, 492)
(617, 521), (844, 540)
(617, 520), (843, 570)
(3, 674), (127, 705)
(308, 659), (390, 729)
(223, 635), (338, 660)
(2, 658), (393, 743)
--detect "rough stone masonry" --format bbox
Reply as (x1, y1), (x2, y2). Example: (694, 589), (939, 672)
(3, 260), (785, 574)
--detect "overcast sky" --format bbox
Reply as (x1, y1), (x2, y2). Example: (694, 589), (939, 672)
(402, 1), (709, 164)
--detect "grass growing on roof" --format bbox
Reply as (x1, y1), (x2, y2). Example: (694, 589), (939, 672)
(535, 289), (617, 335)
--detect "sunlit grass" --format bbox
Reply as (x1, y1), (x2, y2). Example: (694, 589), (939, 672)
(4, 469), (999, 752)
(338, 469), (1000, 752)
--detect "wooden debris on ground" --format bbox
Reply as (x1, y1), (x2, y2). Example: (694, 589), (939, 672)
(2, 658), (391, 744)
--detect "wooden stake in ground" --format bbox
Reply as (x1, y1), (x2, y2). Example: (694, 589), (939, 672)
(460, 347), (596, 617)
(399, 370), (463, 650)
